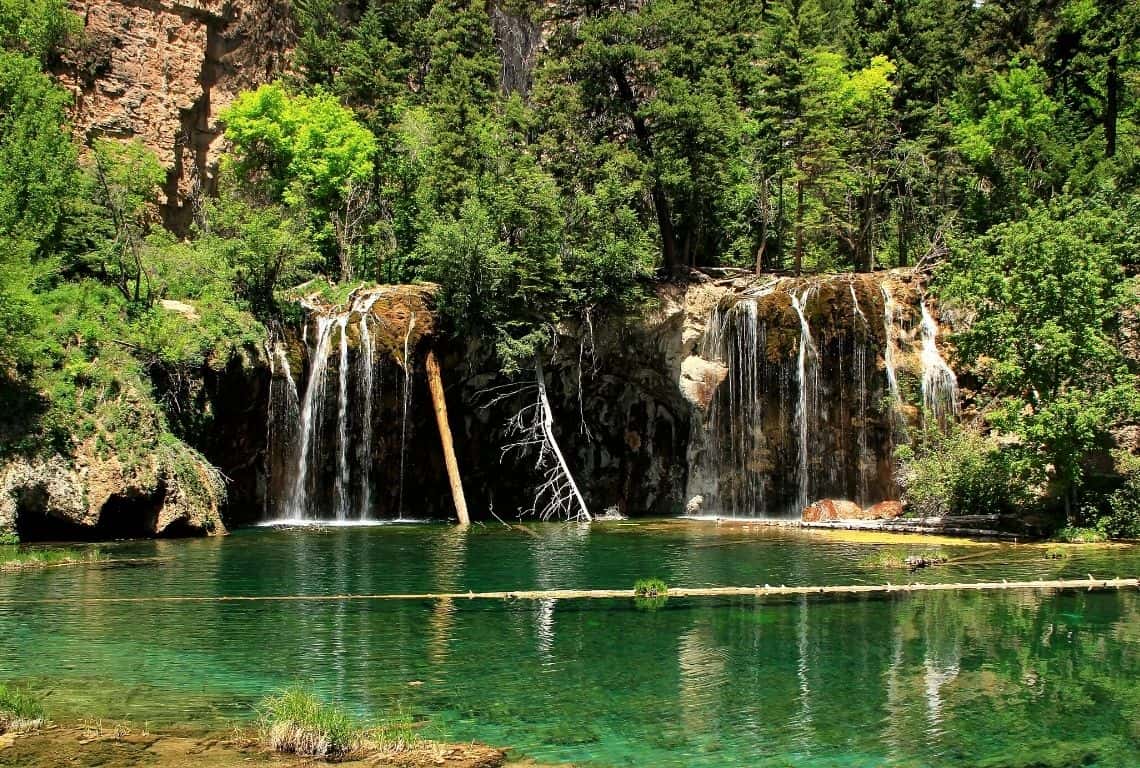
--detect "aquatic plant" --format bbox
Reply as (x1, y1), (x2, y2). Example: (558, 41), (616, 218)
(372, 707), (420, 752)
(858, 550), (947, 570)
(258, 686), (366, 759)
(634, 578), (668, 598)
(0, 546), (106, 571)
(633, 578), (669, 610)
(0, 684), (46, 734)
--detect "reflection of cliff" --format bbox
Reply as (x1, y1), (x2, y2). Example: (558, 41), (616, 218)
(56, 0), (293, 230)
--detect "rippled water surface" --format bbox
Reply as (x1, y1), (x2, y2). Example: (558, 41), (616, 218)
(2, 521), (1140, 766)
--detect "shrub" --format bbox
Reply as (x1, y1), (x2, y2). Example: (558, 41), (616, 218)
(1054, 526), (1108, 543)
(895, 423), (1038, 517)
(258, 686), (366, 759)
(1098, 475), (1140, 540)
(0, 684), (45, 734)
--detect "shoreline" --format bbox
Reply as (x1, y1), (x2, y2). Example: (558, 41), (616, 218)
(0, 721), (545, 768)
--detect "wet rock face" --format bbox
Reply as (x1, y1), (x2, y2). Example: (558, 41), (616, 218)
(685, 271), (932, 518)
(56, 0), (293, 230)
(261, 271), (948, 524)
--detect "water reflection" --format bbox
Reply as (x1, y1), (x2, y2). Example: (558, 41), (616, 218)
(0, 526), (1138, 766)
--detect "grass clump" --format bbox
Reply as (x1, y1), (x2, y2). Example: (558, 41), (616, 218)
(634, 578), (668, 598)
(0, 684), (46, 734)
(258, 686), (368, 759)
(0, 546), (106, 571)
(634, 578), (669, 611)
(858, 550), (947, 570)
(0, 532), (17, 545)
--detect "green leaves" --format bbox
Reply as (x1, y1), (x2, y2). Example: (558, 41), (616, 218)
(220, 83), (377, 267)
(941, 195), (1140, 514)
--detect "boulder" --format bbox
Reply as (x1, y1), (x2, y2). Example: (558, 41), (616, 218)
(861, 500), (905, 519)
(679, 355), (728, 412)
(802, 499), (862, 522)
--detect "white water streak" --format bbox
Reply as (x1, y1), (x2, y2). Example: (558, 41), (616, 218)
(920, 301), (959, 431)
(790, 287), (818, 514)
(288, 315), (336, 520)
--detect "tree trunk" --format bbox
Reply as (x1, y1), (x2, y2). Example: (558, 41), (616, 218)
(755, 177), (769, 275)
(794, 175), (805, 276)
(425, 350), (470, 526)
(1106, 52), (1118, 159)
(612, 66), (679, 272)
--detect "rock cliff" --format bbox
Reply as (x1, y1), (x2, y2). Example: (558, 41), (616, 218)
(56, 0), (292, 229)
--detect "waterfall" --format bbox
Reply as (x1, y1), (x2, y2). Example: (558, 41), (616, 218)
(397, 312), (416, 517)
(266, 340), (301, 518)
(334, 314), (351, 521)
(879, 283), (910, 444)
(880, 284), (902, 409)
(850, 283), (870, 504)
(357, 294), (381, 521)
(687, 273), (934, 518)
(790, 287), (818, 514)
(287, 314), (337, 520)
(919, 301), (959, 431)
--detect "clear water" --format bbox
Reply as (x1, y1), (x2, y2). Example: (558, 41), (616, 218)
(3, 521), (1140, 767)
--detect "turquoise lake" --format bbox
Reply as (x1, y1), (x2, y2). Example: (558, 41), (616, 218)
(2, 521), (1139, 766)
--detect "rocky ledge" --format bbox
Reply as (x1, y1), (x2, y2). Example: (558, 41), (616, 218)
(0, 442), (225, 541)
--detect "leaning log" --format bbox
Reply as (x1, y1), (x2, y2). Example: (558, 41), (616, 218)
(425, 350), (470, 526)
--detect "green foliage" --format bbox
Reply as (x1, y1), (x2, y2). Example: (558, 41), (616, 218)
(0, 0), (78, 63)
(258, 686), (367, 759)
(940, 197), (1140, 517)
(0, 544), (105, 570)
(0, 682), (45, 732)
(0, 532), (16, 545)
(220, 83), (377, 274)
(1053, 526), (1108, 544)
(895, 424), (1039, 518)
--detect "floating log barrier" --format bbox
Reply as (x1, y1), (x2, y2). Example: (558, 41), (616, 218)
(0, 577), (1134, 606)
(425, 349), (470, 526)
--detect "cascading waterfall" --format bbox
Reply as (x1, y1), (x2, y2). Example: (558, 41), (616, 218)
(397, 312), (416, 517)
(919, 301), (959, 430)
(287, 314), (337, 520)
(687, 273), (943, 518)
(334, 314), (351, 521)
(850, 283), (870, 503)
(879, 284), (909, 442)
(790, 287), (819, 514)
(357, 294), (381, 520)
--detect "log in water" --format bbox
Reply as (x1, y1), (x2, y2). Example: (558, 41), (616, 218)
(0, 576), (1133, 605)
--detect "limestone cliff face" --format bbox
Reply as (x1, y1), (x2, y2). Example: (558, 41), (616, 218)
(56, 0), (293, 229)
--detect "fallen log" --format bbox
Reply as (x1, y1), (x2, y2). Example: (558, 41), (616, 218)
(0, 577), (1134, 605)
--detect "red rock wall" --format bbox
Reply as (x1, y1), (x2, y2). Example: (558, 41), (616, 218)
(56, 0), (294, 230)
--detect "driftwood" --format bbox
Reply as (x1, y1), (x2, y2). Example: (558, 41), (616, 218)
(1, 577), (1133, 606)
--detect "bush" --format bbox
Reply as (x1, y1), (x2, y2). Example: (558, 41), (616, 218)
(1054, 526), (1108, 543)
(895, 424), (1037, 517)
(0, 683), (45, 734)
(1099, 475), (1140, 540)
(258, 686), (366, 759)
